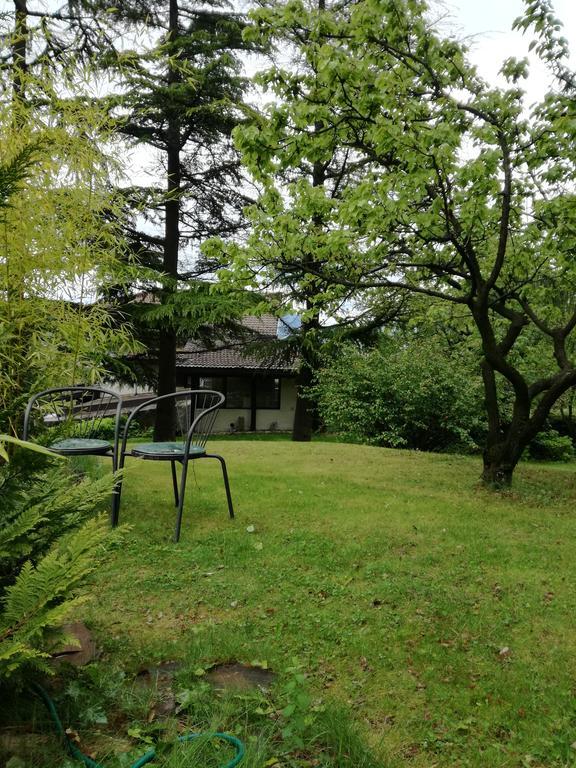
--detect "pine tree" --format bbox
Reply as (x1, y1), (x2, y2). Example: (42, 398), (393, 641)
(105, 1), (261, 439)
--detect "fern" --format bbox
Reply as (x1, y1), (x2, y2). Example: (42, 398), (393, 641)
(0, 642), (50, 678)
(0, 453), (116, 590)
(0, 504), (47, 559)
(0, 451), (121, 683)
(0, 517), (114, 679)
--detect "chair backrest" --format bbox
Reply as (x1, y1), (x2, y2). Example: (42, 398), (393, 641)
(121, 390), (225, 454)
(23, 386), (123, 453)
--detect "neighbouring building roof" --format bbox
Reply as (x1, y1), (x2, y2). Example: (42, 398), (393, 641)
(176, 314), (299, 374)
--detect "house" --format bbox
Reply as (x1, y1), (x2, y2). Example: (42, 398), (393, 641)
(174, 315), (300, 432)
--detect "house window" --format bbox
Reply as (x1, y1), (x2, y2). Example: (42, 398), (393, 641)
(199, 376), (225, 393)
(195, 375), (281, 410)
(255, 377), (281, 409)
(226, 377), (252, 409)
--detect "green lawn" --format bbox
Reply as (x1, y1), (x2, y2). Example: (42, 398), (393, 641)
(7, 442), (576, 767)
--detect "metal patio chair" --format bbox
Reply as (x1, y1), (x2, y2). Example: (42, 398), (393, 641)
(22, 386), (123, 524)
(116, 390), (234, 542)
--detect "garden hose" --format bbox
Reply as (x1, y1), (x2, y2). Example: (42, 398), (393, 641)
(31, 683), (245, 768)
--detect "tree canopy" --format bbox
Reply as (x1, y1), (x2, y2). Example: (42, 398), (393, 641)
(212, 0), (576, 485)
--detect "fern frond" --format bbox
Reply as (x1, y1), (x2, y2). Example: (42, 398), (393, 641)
(0, 640), (51, 678)
(0, 517), (109, 636)
(40, 471), (115, 521)
(0, 505), (48, 560)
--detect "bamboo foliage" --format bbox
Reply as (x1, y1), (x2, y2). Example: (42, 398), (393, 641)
(0, 74), (141, 433)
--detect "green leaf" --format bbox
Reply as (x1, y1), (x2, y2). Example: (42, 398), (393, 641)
(0, 435), (65, 460)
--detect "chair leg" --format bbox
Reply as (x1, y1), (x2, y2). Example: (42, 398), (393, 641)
(173, 459), (189, 544)
(204, 453), (234, 519)
(171, 460), (179, 507)
(111, 483), (122, 527)
(111, 456), (122, 528)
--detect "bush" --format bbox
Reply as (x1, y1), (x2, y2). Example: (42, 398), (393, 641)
(528, 430), (574, 462)
(314, 341), (485, 453)
(89, 416), (150, 440)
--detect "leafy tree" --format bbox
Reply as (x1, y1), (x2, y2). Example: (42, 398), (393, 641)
(209, 0), (406, 440)
(0, 7), (126, 688)
(226, 0), (576, 487)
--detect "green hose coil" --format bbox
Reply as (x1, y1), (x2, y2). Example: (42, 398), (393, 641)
(31, 683), (245, 768)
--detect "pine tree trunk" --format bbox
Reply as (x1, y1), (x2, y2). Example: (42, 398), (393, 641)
(154, 0), (180, 441)
(155, 330), (177, 440)
(12, 0), (27, 101)
(291, 38), (324, 442)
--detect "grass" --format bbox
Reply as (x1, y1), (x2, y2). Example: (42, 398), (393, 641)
(3, 441), (576, 767)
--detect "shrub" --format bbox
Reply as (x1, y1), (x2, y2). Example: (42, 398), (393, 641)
(314, 341), (485, 453)
(528, 430), (574, 462)
(89, 416), (150, 441)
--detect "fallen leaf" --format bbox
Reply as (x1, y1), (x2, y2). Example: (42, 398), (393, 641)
(65, 728), (81, 743)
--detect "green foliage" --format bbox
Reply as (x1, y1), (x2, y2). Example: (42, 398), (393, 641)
(0, 73), (140, 434)
(528, 429), (574, 462)
(513, 0), (574, 88)
(0, 434), (66, 463)
(89, 416), (149, 441)
(277, 662), (313, 751)
(0, 450), (116, 681)
(314, 340), (485, 452)
(222, 0), (576, 483)
(0, 517), (110, 679)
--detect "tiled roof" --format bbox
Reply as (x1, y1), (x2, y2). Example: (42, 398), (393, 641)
(241, 315), (279, 336)
(176, 315), (296, 373)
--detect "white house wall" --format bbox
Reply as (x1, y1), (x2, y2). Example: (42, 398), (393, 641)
(209, 377), (297, 433)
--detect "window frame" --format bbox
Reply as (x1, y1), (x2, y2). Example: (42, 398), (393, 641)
(183, 373), (283, 411)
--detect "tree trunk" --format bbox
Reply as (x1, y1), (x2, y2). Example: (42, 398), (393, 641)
(155, 331), (177, 439)
(292, 34), (325, 442)
(481, 454), (516, 488)
(154, 0), (181, 441)
(292, 362), (316, 442)
(13, 0), (28, 103)
(481, 436), (524, 489)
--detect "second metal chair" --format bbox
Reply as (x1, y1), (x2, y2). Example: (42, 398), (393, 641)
(116, 390), (234, 542)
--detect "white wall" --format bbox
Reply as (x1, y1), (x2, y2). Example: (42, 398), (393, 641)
(209, 377), (297, 432)
(256, 377), (296, 431)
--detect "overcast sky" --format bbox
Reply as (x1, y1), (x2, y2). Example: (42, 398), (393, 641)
(446, 0), (576, 98)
